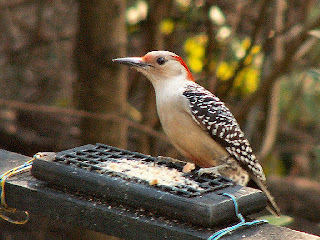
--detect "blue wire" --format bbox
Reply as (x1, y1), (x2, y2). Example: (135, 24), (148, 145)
(0, 157), (35, 224)
(207, 193), (268, 240)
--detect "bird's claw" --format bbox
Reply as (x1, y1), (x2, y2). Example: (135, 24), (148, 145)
(198, 166), (221, 177)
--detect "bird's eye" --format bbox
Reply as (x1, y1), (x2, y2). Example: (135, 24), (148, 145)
(156, 57), (166, 65)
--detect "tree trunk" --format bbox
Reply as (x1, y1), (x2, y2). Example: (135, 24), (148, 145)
(74, 0), (128, 148)
(138, 0), (171, 155)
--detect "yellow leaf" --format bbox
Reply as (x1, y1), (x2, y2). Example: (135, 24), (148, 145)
(242, 38), (251, 50)
(184, 38), (195, 53)
(184, 35), (207, 73)
(234, 70), (245, 88)
(187, 57), (203, 73)
(244, 68), (259, 93)
(192, 45), (205, 58)
(251, 45), (261, 54)
(217, 62), (234, 81)
(235, 68), (260, 95)
(160, 19), (175, 35)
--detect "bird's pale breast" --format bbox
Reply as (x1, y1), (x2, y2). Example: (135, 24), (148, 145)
(156, 89), (229, 167)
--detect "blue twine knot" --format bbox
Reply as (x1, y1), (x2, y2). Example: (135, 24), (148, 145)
(207, 193), (268, 240)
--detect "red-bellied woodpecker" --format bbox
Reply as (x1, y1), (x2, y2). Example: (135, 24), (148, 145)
(113, 50), (280, 216)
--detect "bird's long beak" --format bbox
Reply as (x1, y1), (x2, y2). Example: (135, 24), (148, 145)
(112, 57), (152, 69)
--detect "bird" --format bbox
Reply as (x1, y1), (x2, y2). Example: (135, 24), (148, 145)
(113, 50), (280, 216)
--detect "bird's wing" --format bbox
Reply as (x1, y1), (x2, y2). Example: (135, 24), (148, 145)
(182, 83), (266, 182)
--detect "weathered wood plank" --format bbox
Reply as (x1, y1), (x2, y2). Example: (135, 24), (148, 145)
(1, 150), (319, 240)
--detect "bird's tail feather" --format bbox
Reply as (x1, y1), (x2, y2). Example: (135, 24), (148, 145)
(252, 177), (281, 216)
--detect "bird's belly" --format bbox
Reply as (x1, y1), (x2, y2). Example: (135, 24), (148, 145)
(160, 111), (229, 167)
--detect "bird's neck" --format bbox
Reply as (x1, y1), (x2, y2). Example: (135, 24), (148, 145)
(151, 76), (196, 107)
(151, 75), (192, 93)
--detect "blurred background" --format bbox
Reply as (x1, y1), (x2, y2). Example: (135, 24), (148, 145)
(0, 0), (320, 236)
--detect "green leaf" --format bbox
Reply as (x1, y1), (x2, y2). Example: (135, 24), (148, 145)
(257, 215), (294, 226)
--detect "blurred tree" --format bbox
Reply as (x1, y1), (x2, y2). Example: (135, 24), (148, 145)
(138, 0), (173, 155)
(0, 0), (320, 228)
(74, 0), (128, 148)
(0, 0), (319, 179)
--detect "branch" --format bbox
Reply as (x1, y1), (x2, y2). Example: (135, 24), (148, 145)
(258, 81), (281, 161)
(0, 99), (169, 143)
(219, 0), (271, 98)
(234, 15), (320, 121)
(0, 0), (34, 10)
(257, 0), (285, 161)
(205, 1), (249, 93)
(203, 1), (217, 92)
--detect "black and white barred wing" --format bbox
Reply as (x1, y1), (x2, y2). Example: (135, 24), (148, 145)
(183, 84), (266, 182)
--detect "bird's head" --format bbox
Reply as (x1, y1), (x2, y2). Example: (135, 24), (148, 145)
(112, 51), (194, 84)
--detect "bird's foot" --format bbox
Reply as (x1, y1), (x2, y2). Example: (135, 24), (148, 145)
(198, 166), (223, 177)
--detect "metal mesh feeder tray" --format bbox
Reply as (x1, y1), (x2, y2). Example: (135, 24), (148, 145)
(31, 143), (267, 227)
